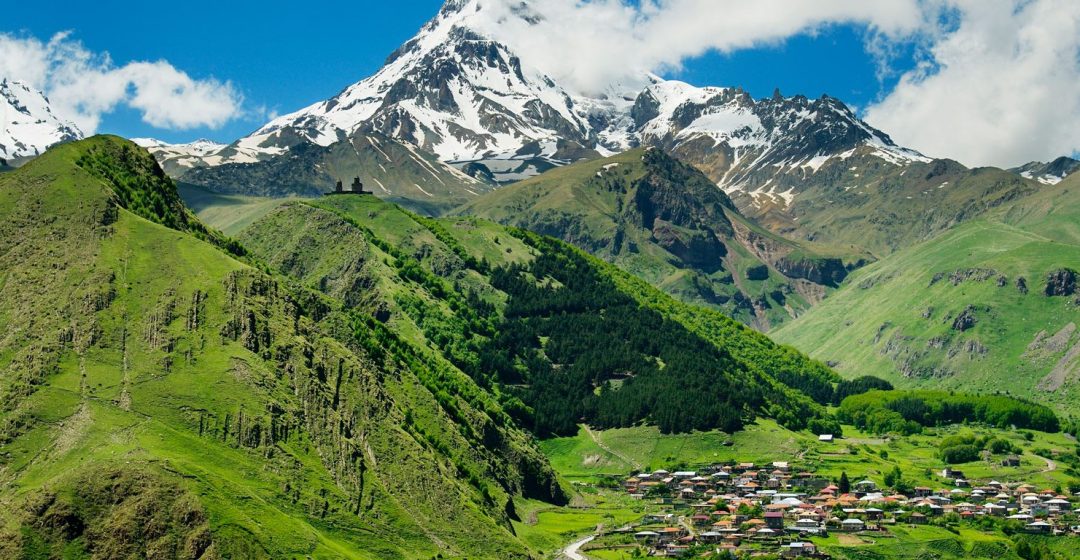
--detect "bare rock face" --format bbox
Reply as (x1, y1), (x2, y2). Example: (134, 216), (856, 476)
(746, 264), (770, 281)
(1045, 269), (1078, 297)
(773, 256), (856, 287)
(952, 306), (977, 331)
(948, 267), (998, 285)
(650, 219), (726, 271)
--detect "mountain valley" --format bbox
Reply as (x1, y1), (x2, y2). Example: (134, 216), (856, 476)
(5, 0), (1080, 558)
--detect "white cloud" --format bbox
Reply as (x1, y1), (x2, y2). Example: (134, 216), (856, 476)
(469, 0), (926, 94)
(0, 32), (243, 134)
(864, 0), (1080, 167)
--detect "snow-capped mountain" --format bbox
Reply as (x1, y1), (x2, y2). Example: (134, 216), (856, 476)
(0, 79), (83, 161)
(148, 0), (934, 212)
(1010, 156), (1080, 185)
(132, 138), (228, 176)
(223, 0), (922, 187)
(231, 0), (629, 181)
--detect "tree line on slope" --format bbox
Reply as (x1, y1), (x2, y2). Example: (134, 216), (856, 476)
(837, 390), (1060, 435)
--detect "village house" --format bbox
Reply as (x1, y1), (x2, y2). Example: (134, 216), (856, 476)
(854, 479), (878, 493)
(782, 541), (817, 558)
(764, 511), (785, 530)
(841, 518), (865, 532)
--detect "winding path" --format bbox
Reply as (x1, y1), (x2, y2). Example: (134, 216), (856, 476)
(561, 535), (595, 560)
(1035, 454), (1057, 473)
(583, 424), (641, 470)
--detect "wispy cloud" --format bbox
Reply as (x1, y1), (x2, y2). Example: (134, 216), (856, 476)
(0, 32), (243, 134)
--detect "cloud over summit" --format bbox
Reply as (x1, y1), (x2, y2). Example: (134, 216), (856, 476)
(468, 0), (924, 95)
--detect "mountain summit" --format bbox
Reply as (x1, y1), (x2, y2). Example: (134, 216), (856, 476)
(0, 79), (83, 162)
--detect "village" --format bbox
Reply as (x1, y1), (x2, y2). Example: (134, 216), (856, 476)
(597, 459), (1080, 558)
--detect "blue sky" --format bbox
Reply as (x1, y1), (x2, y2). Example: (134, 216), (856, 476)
(3, 1), (910, 144)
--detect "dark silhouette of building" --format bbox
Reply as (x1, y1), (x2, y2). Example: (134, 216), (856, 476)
(326, 177), (371, 196)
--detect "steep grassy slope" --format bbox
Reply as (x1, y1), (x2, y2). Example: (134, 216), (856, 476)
(773, 172), (1080, 418)
(235, 193), (843, 438)
(454, 148), (865, 329)
(0, 136), (562, 559)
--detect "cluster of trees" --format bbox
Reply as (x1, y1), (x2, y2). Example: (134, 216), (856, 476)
(837, 390), (1060, 435)
(882, 465), (911, 493)
(937, 433), (1021, 464)
(832, 375), (893, 405)
(479, 240), (768, 436)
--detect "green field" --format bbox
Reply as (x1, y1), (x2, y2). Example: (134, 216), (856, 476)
(543, 421), (1078, 490)
(177, 182), (293, 236)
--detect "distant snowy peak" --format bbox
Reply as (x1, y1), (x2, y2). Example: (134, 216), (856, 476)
(631, 81), (926, 169)
(134, 138), (226, 155)
(623, 81), (929, 207)
(0, 79), (83, 160)
(1010, 157), (1080, 185)
(133, 138), (234, 177)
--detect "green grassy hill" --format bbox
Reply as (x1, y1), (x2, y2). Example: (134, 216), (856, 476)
(5, 136), (1078, 559)
(453, 148), (866, 329)
(234, 193), (843, 438)
(0, 136), (562, 559)
(0, 135), (856, 558)
(773, 171), (1080, 418)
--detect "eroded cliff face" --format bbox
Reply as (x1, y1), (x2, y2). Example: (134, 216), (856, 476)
(729, 219), (859, 288)
(649, 219), (727, 270)
(773, 257), (854, 287)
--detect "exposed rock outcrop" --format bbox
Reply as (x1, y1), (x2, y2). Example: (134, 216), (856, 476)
(774, 256), (853, 287)
(948, 268), (998, 286)
(650, 219), (725, 270)
(951, 306), (977, 331)
(1045, 269), (1077, 297)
